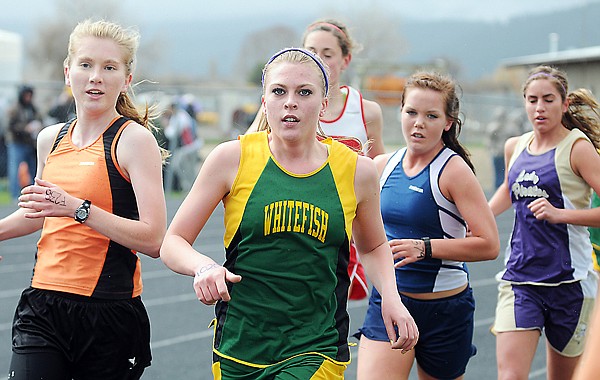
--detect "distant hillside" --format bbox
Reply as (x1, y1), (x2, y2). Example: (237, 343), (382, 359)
(5, 2), (600, 83)
(398, 2), (600, 81)
(142, 2), (600, 82)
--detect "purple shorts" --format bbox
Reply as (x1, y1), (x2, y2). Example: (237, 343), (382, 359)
(494, 278), (596, 356)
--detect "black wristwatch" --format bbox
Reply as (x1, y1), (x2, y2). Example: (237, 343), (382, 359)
(74, 200), (92, 223)
(422, 237), (432, 259)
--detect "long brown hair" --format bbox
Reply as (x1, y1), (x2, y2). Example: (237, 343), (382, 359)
(302, 18), (359, 58)
(523, 65), (600, 149)
(400, 71), (474, 172)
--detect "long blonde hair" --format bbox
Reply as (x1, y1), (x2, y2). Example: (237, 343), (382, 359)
(65, 19), (169, 161)
(256, 48), (330, 140)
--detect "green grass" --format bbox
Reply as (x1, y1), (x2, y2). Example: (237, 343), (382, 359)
(0, 178), (9, 205)
(0, 179), (190, 206)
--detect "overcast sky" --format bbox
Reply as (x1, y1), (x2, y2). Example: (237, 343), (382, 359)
(2, 0), (599, 83)
(1, 0), (596, 25)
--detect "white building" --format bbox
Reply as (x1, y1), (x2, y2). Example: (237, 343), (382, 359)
(0, 29), (22, 91)
(502, 45), (600, 95)
(0, 29), (23, 133)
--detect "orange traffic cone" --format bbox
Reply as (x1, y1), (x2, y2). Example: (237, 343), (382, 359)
(18, 162), (32, 188)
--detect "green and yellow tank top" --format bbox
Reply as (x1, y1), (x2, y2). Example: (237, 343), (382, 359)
(214, 131), (357, 367)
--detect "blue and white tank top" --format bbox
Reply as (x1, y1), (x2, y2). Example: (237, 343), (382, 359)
(380, 147), (468, 293)
(501, 129), (594, 285)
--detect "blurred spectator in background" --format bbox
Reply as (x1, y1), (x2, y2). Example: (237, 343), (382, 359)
(162, 99), (203, 192)
(0, 134), (6, 180)
(591, 189), (600, 272)
(47, 86), (76, 123)
(0, 96), (8, 179)
(5, 85), (43, 200)
(487, 106), (526, 189)
(487, 107), (508, 189)
(179, 93), (202, 122)
(590, 149), (600, 274)
(231, 103), (258, 137)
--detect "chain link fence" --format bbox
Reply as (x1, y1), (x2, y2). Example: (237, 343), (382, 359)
(0, 80), (522, 194)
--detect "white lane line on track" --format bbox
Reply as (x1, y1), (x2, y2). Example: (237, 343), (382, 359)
(470, 277), (498, 287)
(145, 303), (497, 350)
(0, 289), (24, 298)
(0, 262), (504, 287)
(529, 368), (546, 378)
(144, 293), (197, 306)
(0, 263), (34, 274)
(0, 269), (178, 300)
(151, 330), (214, 349)
(0, 322), (11, 331)
(0, 275), (501, 335)
(474, 317), (495, 328)
(147, 299), (373, 349)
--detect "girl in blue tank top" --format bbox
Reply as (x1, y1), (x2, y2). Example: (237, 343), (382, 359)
(356, 72), (500, 380)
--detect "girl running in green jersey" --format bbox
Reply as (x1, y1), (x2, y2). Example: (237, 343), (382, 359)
(160, 48), (418, 379)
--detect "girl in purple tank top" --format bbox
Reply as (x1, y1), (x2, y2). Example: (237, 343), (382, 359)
(489, 65), (600, 380)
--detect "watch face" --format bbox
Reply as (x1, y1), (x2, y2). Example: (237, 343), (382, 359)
(75, 201), (91, 222)
(76, 209), (88, 219)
